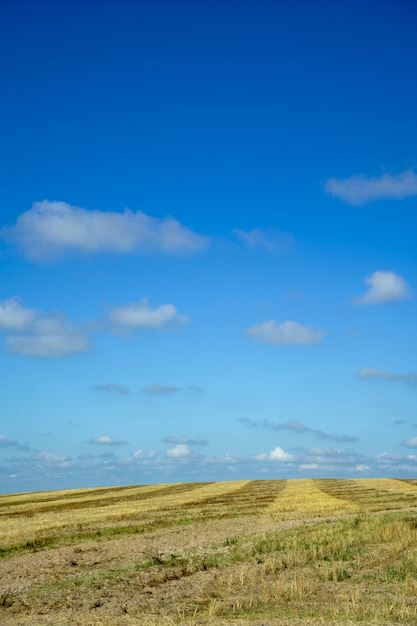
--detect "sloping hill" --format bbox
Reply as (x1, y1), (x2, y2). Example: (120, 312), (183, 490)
(1, 478), (417, 625)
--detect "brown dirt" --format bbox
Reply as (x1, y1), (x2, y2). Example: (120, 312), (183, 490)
(0, 514), (331, 626)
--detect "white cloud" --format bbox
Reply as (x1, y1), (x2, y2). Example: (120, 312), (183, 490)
(4, 201), (209, 260)
(375, 452), (417, 473)
(132, 449), (159, 460)
(324, 169), (417, 205)
(34, 451), (70, 464)
(354, 270), (411, 305)
(7, 441), (417, 491)
(233, 227), (294, 253)
(295, 447), (372, 474)
(166, 444), (191, 458)
(376, 451), (403, 464)
(256, 446), (294, 462)
(0, 298), (36, 331)
(109, 297), (190, 330)
(142, 384), (181, 395)
(6, 333), (89, 358)
(300, 463), (319, 470)
(0, 435), (30, 452)
(358, 368), (417, 386)
(203, 453), (237, 466)
(89, 436), (126, 446)
(403, 437), (417, 449)
(355, 464), (371, 473)
(0, 297), (89, 358)
(0, 435), (18, 447)
(246, 320), (325, 345)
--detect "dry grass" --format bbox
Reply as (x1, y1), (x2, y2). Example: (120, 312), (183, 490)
(265, 479), (359, 519)
(1, 478), (417, 625)
(0, 481), (248, 547)
(316, 478), (417, 511)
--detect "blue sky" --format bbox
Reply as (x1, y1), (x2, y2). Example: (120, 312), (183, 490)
(1, 0), (416, 493)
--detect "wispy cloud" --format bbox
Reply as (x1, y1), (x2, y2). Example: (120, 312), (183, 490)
(89, 436), (127, 446)
(0, 435), (19, 448)
(233, 227), (294, 254)
(316, 430), (358, 443)
(98, 452), (117, 461)
(95, 383), (130, 395)
(275, 419), (308, 433)
(299, 447), (369, 472)
(0, 435), (31, 451)
(6, 334), (89, 358)
(238, 417), (259, 429)
(141, 384), (181, 395)
(358, 368), (417, 386)
(7, 442), (417, 492)
(354, 271), (411, 305)
(142, 384), (203, 395)
(162, 436), (208, 446)
(240, 418), (308, 433)
(4, 200), (209, 261)
(186, 385), (205, 394)
(0, 297), (89, 357)
(133, 449), (159, 460)
(34, 451), (71, 464)
(239, 417), (358, 442)
(109, 297), (190, 332)
(0, 435), (31, 452)
(246, 320), (325, 346)
(355, 464), (372, 473)
(375, 452), (417, 474)
(324, 169), (417, 205)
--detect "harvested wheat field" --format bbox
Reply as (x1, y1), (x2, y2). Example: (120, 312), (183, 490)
(1, 478), (417, 625)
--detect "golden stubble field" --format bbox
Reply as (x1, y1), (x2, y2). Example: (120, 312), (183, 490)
(1, 478), (417, 625)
